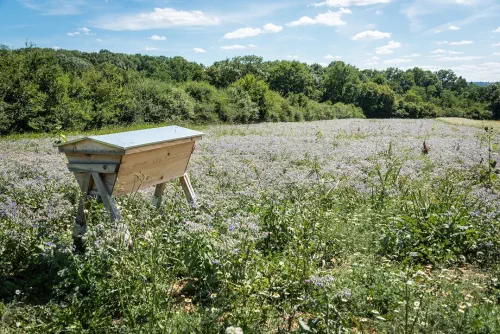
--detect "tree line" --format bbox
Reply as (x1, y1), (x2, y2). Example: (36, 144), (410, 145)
(0, 45), (499, 134)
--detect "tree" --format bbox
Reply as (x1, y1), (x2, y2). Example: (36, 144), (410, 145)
(267, 61), (314, 97)
(356, 82), (396, 118)
(322, 61), (360, 104)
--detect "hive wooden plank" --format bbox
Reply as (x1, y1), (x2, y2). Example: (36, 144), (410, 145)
(114, 142), (194, 196)
(58, 139), (123, 155)
(67, 163), (118, 174)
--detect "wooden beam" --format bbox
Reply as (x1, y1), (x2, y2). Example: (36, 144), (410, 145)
(73, 173), (92, 252)
(180, 173), (197, 208)
(91, 172), (121, 222)
(68, 163), (118, 174)
(152, 182), (166, 208)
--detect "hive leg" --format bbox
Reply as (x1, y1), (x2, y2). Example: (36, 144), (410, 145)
(152, 182), (166, 209)
(73, 173), (91, 252)
(92, 173), (131, 248)
(180, 173), (197, 208)
(92, 172), (121, 221)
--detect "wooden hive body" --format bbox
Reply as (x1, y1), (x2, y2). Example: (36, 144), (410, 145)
(57, 126), (203, 196)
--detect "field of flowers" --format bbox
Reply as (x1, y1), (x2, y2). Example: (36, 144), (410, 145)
(1, 119), (499, 333)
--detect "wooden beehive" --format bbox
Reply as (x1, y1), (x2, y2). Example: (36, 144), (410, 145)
(56, 126), (203, 248)
(57, 126), (203, 196)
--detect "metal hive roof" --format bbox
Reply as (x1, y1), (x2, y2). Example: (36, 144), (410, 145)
(59, 125), (204, 150)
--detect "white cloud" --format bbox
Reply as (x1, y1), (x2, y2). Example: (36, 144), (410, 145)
(493, 42), (500, 47)
(315, 9), (352, 26)
(494, 52), (500, 56)
(431, 49), (464, 56)
(352, 30), (391, 40)
(375, 40), (401, 54)
(248, 44), (257, 48)
(494, 27), (500, 33)
(263, 23), (283, 33)
(224, 27), (261, 39)
(221, 44), (246, 50)
(384, 58), (412, 64)
(193, 47), (207, 53)
(448, 25), (461, 30)
(145, 47), (158, 51)
(286, 16), (317, 27)
(404, 53), (422, 57)
(324, 54), (341, 59)
(67, 32), (80, 36)
(96, 39), (103, 42)
(287, 8), (351, 27)
(96, 8), (220, 31)
(79, 27), (91, 34)
(376, 10), (383, 15)
(150, 35), (166, 41)
(312, 0), (390, 7)
(286, 55), (299, 59)
(448, 40), (473, 45)
(224, 23), (282, 39)
(437, 56), (485, 61)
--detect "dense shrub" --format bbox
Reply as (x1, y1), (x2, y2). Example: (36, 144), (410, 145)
(0, 47), (498, 134)
(131, 79), (194, 123)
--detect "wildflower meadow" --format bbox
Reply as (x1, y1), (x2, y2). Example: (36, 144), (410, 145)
(0, 119), (499, 333)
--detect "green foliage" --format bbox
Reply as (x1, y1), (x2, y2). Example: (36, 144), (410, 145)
(131, 79), (194, 123)
(321, 61), (361, 104)
(357, 82), (396, 118)
(0, 47), (498, 135)
(267, 61), (315, 97)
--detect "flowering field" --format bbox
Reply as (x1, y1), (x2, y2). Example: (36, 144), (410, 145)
(1, 119), (499, 333)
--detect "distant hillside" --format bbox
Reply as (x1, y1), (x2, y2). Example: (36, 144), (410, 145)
(472, 82), (492, 87)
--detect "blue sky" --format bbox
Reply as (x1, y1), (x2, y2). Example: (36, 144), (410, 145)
(1, 0), (500, 81)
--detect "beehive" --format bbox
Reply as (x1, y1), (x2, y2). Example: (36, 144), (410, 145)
(56, 125), (203, 248)
(57, 125), (203, 197)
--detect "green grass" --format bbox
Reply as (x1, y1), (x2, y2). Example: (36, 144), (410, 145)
(437, 117), (500, 132)
(0, 119), (499, 333)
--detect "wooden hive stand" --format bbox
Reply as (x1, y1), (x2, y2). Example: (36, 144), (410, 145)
(56, 126), (204, 250)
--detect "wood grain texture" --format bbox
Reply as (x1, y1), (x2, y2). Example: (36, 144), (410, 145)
(152, 182), (166, 208)
(68, 163), (118, 174)
(180, 173), (197, 208)
(114, 142), (194, 196)
(58, 139), (123, 155)
(92, 172), (121, 222)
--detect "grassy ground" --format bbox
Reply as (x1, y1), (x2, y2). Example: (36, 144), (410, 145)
(438, 117), (500, 132)
(0, 119), (499, 333)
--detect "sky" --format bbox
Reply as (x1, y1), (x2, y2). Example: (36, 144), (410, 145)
(1, 0), (500, 81)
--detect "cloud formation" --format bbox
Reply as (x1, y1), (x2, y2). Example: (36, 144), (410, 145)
(224, 23), (283, 39)
(375, 40), (401, 54)
(96, 8), (220, 31)
(221, 45), (246, 50)
(150, 35), (166, 41)
(287, 8), (352, 27)
(352, 30), (391, 40)
(193, 48), (207, 53)
(312, 0), (390, 7)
